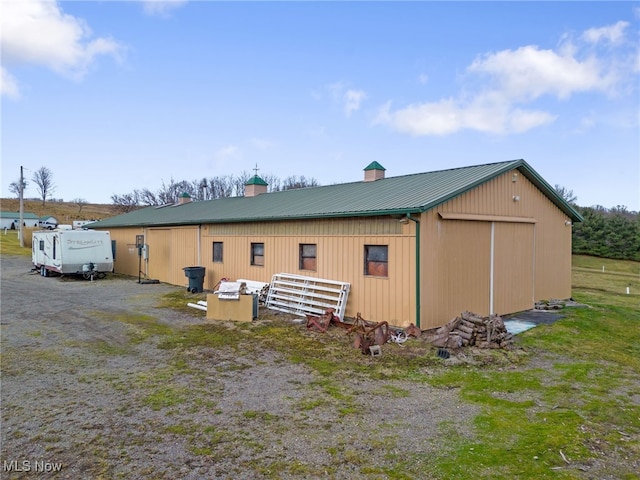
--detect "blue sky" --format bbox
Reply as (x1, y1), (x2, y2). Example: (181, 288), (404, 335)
(2, 1), (639, 210)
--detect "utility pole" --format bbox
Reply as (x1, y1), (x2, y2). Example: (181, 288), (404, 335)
(19, 166), (25, 247)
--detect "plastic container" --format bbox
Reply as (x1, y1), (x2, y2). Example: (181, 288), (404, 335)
(183, 266), (206, 293)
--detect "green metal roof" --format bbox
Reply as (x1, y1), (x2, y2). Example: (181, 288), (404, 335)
(0, 211), (39, 219)
(364, 161), (386, 171)
(88, 160), (583, 228)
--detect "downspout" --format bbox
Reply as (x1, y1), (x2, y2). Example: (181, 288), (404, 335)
(405, 214), (421, 328)
(197, 225), (202, 266)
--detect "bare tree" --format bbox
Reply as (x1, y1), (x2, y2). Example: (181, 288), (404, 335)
(74, 198), (88, 214)
(110, 191), (140, 213)
(156, 178), (195, 205)
(9, 178), (28, 198)
(138, 188), (158, 206)
(282, 175), (319, 191)
(235, 171), (253, 197)
(208, 175), (236, 199)
(554, 184), (578, 205)
(32, 166), (56, 205)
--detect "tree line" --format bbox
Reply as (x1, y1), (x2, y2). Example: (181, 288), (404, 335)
(554, 185), (639, 262)
(110, 172), (319, 212)
(571, 205), (639, 261)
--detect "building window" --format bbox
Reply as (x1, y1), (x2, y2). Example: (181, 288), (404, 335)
(213, 242), (223, 263)
(251, 242), (264, 266)
(364, 245), (388, 277)
(299, 244), (317, 271)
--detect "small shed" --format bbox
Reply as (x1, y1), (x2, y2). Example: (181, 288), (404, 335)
(89, 159), (582, 329)
(0, 212), (40, 230)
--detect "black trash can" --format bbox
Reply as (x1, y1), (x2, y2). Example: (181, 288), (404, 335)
(183, 266), (206, 293)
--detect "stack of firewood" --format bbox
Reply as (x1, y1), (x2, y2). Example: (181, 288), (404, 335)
(430, 311), (514, 349)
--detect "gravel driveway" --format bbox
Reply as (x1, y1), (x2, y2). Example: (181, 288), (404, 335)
(1, 255), (477, 479)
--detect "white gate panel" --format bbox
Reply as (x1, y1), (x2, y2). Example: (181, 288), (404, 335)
(265, 273), (350, 320)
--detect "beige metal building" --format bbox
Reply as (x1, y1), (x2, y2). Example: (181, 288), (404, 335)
(90, 160), (582, 329)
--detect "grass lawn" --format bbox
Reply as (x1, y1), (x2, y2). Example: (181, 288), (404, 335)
(2, 232), (639, 478)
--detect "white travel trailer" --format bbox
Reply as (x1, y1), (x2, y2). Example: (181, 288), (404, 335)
(32, 227), (114, 279)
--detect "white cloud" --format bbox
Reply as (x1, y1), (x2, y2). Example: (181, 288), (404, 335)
(326, 82), (367, 117)
(468, 45), (614, 100)
(0, 0), (123, 96)
(377, 21), (636, 136)
(1, 67), (20, 100)
(582, 21), (629, 45)
(343, 89), (367, 117)
(374, 96), (555, 136)
(141, 0), (188, 17)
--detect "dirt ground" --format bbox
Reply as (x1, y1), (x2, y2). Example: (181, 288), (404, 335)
(0, 255), (478, 479)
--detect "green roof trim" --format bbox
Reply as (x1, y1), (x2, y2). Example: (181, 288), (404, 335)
(87, 159), (583, 229)
(0, 211), (39, 219)
(245, 175), (268, 186)
(364, 161), (386, 171)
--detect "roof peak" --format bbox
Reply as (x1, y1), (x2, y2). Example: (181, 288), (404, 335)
(364, 161), (386, 171)
(245, 175), (268, 186)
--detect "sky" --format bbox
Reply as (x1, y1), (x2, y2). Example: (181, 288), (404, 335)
(1, 1), (639, 211)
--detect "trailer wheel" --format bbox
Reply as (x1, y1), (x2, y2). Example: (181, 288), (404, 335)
(41, 266), (48, 277)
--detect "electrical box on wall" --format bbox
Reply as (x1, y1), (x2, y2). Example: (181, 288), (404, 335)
(137, 243), (149, 259)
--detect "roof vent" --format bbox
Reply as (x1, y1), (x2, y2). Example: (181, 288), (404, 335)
(178, 192), (192, 205)
(364, 161), (386, 182)
(245, 175), (268, 197)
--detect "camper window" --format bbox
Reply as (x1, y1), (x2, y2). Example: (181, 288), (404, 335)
(39, 240), (44, 251)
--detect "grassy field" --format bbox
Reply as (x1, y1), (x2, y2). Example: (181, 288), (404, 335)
(1, 198), (120, 224)
(2, 231), (639, 479)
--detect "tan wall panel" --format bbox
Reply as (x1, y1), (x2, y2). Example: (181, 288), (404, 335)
(434, 169), (572, 305)
(99, 227), (144, 277)
(425, 219), (492, 327)
(530, 189), (572, 300)
(147, 229), (171, 282)
(493, 222), (534, 315)
(201, 218), (415, 326)
(169, 227), (200, 286)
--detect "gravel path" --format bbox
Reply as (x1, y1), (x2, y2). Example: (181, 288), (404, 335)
(1, 255), (477, 479)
